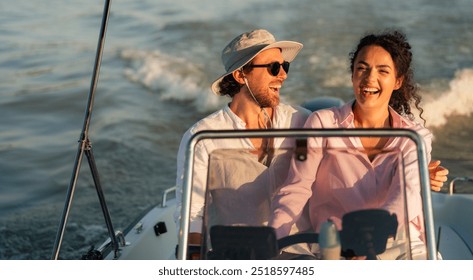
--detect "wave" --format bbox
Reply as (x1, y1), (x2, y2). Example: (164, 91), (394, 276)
(120, 49), (222, 112)
(421, 68), (473, 128)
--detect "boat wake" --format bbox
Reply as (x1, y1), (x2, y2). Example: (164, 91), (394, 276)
(421, 68), (473, 128)
(120, 49), (222, 112)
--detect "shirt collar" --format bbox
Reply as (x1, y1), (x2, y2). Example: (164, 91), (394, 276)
(339, 99), (415, 129)
(339, 100), (355, 128)
(223, 104), (246, 129)
(223, 103), (285, 129)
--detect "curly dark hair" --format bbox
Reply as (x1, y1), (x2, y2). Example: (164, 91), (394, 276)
(218, 74), (243, 97)
(217, 65), (252, 97)
(349, 30), (425, 124)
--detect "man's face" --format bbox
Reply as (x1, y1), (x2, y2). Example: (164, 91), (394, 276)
(244, 48), (287, 108)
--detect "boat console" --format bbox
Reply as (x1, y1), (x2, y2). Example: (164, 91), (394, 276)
(178, 128), (436, 260)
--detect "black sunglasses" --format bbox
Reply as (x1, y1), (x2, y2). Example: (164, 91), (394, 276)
(248, 61), (290, 76)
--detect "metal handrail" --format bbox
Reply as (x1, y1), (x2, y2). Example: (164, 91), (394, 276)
(162, 186), (177, 208)
(177, 128), (436, 260)
(449, 177), (473, 195)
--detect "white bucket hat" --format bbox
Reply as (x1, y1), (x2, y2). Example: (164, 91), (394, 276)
(211, 29), (303, 95)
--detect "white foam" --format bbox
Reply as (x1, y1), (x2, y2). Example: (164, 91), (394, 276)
(421, 68), (473, 128)
(120, 49), (223, 112)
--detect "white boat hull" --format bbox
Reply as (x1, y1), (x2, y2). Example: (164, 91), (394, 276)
(101, 191), (473, 260)
(102, 202), (177, 260)
(431, 192), (473, 259)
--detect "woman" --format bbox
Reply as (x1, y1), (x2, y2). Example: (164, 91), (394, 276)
(269, 30), (432, 259)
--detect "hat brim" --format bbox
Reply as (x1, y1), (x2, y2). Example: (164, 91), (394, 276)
(211, 41), (303, 95)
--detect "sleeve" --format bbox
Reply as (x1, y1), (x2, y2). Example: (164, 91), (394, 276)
(174, 129), (210, 234)
(407, 125), (433, 240)
(268, 112), (324, 238)
(382, 125), (432, 241)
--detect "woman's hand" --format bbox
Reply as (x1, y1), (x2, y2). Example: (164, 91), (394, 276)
(429, 160), (449, 192)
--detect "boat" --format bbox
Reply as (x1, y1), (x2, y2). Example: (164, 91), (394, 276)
(431, 177), (473, 259)
(50, 1), (473, 261)
(87, 126), (473, 261)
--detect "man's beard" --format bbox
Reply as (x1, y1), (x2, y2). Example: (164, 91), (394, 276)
(255, 91), (279, 108)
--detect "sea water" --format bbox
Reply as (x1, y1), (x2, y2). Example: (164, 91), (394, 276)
(0, 0), (472, 259)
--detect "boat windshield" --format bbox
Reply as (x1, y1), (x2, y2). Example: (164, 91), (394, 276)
(180, 129), (432, 260)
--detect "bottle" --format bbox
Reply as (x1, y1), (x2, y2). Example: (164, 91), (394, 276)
(319, 220), (341, 260)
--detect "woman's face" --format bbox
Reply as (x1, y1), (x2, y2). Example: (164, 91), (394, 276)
(351, 45), (403, 110)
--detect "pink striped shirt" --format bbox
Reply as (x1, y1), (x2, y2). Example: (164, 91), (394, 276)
(269, 101), (432, 241)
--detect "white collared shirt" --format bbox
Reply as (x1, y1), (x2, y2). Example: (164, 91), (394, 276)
(174, 103), (311, 233)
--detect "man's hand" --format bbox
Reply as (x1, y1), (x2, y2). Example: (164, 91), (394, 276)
(188, 232), (202, 260)
(429, 160), (449, 192)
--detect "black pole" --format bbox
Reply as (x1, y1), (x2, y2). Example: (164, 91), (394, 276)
(51, 0), (113, 260)
(84, 144), (120, 258)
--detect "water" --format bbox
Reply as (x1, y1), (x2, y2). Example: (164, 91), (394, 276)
(0, 0), (472, 260)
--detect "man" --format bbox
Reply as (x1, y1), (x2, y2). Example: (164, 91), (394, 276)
(174, 29), (311, 249)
